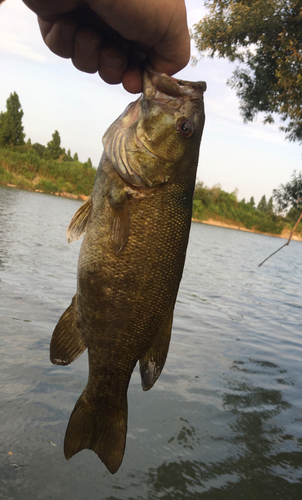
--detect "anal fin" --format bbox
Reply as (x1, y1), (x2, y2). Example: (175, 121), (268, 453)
(139, 306), (174, 391)
(50, 295), (86, 365)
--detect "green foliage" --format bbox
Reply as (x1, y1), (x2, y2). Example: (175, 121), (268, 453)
(254, 216), (284, 235)
(0, 92), (95, 197)
(44, 130), (63, 160)
(266, 196), (274, 214)
(0, 147), (96, 196)
(62, 148), (73, 162)
(273, 170), (302, 211)
(32, 142), (46, 158)
(257, 195), (267, 213)
(193, 0), (302, 143)
(193, 182), (285, 234)
(0, 165), (14, 184)
(84, 157), (93, 168)
(248, 196), (255, 209)
(36, 179), (59, 192)
(286, 205), (301, 221)
(0, 92), (25, 147)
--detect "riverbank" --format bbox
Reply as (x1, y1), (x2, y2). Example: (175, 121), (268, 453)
(194, 218), (302, 242)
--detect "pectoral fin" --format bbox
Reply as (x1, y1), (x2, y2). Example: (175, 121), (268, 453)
(50, 295), (86, 365)
(109, 187), (130, 253)
(139, 307), (174, 391)
(66, 196), (92, 244)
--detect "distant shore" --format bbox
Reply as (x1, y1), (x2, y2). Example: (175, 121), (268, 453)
(193, 218), (302, 242)
(4, 182), (302, 242)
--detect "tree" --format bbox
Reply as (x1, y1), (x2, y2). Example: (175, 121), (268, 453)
(266, 196), (274, 214)
(32, 142), (46, 158)
(44, 130), (63, 160)
(248, 196), (255, 209)
(61, 148), (73, 162)
(193, 1), (302, 143)
(0, 91), (25, 147)
(257, 195), (267, 212)
(273, 170), (302, 212)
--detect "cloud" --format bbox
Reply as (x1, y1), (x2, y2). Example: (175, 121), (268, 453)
(0, 0), (49, 63)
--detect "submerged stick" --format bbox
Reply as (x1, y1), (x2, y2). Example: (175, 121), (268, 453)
(259, 211), (302, 267)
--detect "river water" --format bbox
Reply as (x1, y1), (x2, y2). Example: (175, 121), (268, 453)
(0, 185), (301, 499)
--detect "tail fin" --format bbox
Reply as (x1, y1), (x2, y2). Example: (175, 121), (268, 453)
(64, 392), (127, 474)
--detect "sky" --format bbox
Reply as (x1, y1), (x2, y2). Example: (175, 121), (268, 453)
(0, 0), (301, 205)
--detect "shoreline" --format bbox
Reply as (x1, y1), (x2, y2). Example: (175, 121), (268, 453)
(193, 218), (302, 242)
(4, 183), (302, 242)
(6, 183), (89, 201)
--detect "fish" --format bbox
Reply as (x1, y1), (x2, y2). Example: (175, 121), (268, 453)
(50, 68), (206, 474)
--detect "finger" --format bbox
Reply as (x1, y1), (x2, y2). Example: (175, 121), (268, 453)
(121, 50), (147, 94)
(150, 29), (191, 77)
(38, 17), (78, 59)
(121, 66), (143, 94)
(73, 28), (101, 74)
(98, 47), (128, 85)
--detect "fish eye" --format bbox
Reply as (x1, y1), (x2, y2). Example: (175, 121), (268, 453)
(178, 118), (194, 138)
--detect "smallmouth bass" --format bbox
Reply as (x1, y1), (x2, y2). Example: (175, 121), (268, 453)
(50, 68), (206, 473)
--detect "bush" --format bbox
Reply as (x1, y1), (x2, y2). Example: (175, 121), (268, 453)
(255, 217), (284, 235)
(0, 165), (14, 183)
(36, 179), (58, 192)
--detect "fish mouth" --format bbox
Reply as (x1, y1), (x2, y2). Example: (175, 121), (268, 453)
(143, 66), (207, 102)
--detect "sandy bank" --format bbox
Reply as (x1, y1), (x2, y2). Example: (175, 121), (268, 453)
(193, 218), (302, 242)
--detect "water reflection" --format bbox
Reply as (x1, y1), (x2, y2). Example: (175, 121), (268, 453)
(167, 417), (201, 450)
(143, 358), (301, 499)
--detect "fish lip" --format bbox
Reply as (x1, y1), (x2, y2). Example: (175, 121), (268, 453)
(143, 66), (207, 101)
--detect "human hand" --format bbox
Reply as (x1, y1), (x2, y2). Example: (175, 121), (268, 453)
(22, 0), (190, 93)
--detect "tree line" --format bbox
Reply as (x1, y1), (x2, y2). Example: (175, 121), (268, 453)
(0, 90), (301, 222)
(0, 91), (92, 166)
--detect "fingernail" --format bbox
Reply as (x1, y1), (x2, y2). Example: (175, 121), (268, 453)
(103, 54), (125, 71)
